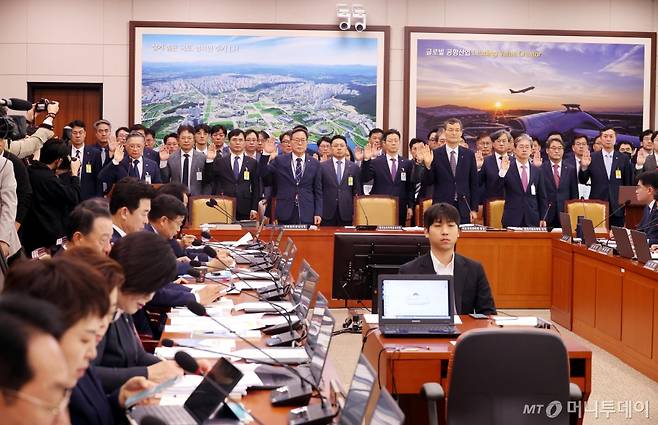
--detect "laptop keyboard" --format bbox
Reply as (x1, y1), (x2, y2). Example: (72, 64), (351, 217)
(384, 324), (457, 335)
(132, 405), (195, 425)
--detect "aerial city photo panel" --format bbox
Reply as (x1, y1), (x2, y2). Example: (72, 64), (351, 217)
(131, 23), (388, 149)
(405, 28), (656, 147)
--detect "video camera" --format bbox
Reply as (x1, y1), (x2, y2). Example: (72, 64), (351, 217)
(0, 97), (32, 141)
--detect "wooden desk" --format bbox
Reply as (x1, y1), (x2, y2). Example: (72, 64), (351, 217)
(550, 240), (658, 382)
(361, 316), (592, 425)
(188, 227), (560, 309)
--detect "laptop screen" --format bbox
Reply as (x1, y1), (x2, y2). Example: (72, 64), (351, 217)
(309, 311), (335, 385)
(381, 278), (451, 320)
(367, 389), (405, 425)
(339, 354), (377, 425)
(184, 357), (243, 423)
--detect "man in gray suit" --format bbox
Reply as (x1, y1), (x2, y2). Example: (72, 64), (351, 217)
(159, 124), (207, 195)
(635, 140), (658, 176)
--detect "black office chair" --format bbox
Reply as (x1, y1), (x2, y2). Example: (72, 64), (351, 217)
(421, 328), (582, 425)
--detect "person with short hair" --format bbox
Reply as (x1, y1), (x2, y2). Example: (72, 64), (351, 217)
(409, 137), (431, 206)
(194, 123), (211, 155)
(20, 138), (81, 253)
(108, 177), (156, 243)
(399, 203), (496, 315)
(316, 136), (332, 162)
(635, 171), (658, 244)
(210, 125), (228, 156)
(159, 124), (207, 196)
(541, 138), (578, 228)
(98, 132), (162, 192)
(635, 130), (658, 174)
(65, 198), (113, 255)
(94, 119), (113, 167)
(478, 129), (512, 212)
(244, 129), (259, 159)
(68, 120), (103, 200)
(617, 141), (635, 160)
(320, 135), (361, 226)
(568, 134), (592, 199)
(142, 127), (160, 163)
(163, 132), (179, 155)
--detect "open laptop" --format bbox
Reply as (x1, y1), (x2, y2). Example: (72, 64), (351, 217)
(581, 218), (597, 248)
(366, 388), (405, 425)
(559, 212), (573, 240)
(611, 227), (634, 259)
(630, 230), (658, 263)
(129, 357), (243, 425)
(338, 354), (377, 425)
(378, 275), (459, 337)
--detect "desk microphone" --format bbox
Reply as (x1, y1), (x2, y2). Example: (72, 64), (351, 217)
(185, 301), (321, 408)
(592, 200), (630, 230)
(541, 202), (553, 226)
(202, 231), (277, 269)
(460, 194), (475, 224)
(139, 416), (168, 425)
(205, 198), (234, 224)
(173, 351), (267, 425)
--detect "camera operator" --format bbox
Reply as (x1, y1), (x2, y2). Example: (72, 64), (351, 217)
(0, 155), (20, 266)
(0, 133), (32, 233)
(19, 138), (81, 254)
(0, 100), (59, 159)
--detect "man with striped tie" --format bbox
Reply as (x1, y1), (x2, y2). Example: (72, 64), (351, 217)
(320, 135), (361, 226)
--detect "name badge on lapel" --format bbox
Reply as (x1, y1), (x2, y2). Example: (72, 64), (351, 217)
(615, 169), (622, 179)
(530, 183), (536, 195)
(145, 173), (152, 184)
(244, 170), (250, 180)
(85, 163), (92, 174)
(196, 171), (203, 181)
(400, 171), (407, 182)
(348, 176), (353, 186)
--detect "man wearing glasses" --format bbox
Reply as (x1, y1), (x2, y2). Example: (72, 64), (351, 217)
(541, 137), (578, 228)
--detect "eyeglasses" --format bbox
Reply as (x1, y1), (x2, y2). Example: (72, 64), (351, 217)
(2, 387), (72, 416)
(291, 138), (306, 143)
(548, 146), (564, 151)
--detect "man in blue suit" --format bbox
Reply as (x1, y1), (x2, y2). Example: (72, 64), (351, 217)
(635, 171), (658, 244)
(497, 134), (548, 227)
(108, 177), (156, 244)
(260, 127), (323, 225)
(98, 132), (161, 194)
(320, 135), (361, 226)
(478, 129), (511, 206)
(361, 129), (414, 225)
(578, 127), (633, 228)
(541, 138), (578, 228)
(68, 120), (103, 201)
(420, 118), (479, 224)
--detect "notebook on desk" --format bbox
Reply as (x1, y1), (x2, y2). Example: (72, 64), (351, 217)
(377, 275), (460, 337)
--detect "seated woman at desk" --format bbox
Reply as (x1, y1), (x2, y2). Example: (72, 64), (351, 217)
(399, 203), (497, 315)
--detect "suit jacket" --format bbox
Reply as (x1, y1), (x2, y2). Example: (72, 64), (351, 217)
(261, 153), (323, 224)
(578, 150), (633, 217)
(496, 160), (547, 227)
(638, 153), (658, 176)
(20, 162), (80, 253)
(98, 156), (162, 192)
(204, 153), (260, 219)
(95, 143), (111, 168)
(69, 368), (121, 425)
(75, 146), (103, 201)
(541, 160), (579, 226)
(144, 147), (160, 164)
(0, 157), (20, 257)
(479, 153), (506, 203)
(398, 252), (496, 315)
(410, 161), (431, 205)
(637, 203), (658, 244)
(160, 149), (207, 196)
(320, 159), (361, 222)
(424, 146), (479, 222)
(360, 154), (414, 224)
(95, 313), (160, 393)
(2, 150), (31, 225)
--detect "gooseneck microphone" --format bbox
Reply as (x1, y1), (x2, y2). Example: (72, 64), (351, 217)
(592, 200), (631, 230)
(541, 202), (553, 225)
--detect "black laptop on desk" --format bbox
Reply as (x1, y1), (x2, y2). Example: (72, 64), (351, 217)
(377, 275), (460, 337)
(559, 212), (573, 241)
(581, 218), (597, 248)
(611, 227), (634, 259)
(630, 230), (658, 263)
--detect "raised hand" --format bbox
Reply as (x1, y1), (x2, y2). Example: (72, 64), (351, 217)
(314, 215), (322, 226)
(363, 143), (373, 161)
(108, 134), (118, 154)
(159, 147), (170, 162)
(354, 146), (364, 162)
(114, 144), (125, 163)
(475, 150), (484, 169)
(263, 138), (276, 155)
(70, 157), (81, 176)
(532, 152), (543, 167)
(46, 100), (60, 115)
(636, 148), (648, 166)
(470, 210), (478, 223)
(580, 149), (591, 169)
(500, 154), (511, 172)
(422, 145), (434, 169)
(206, 143), (217, 161)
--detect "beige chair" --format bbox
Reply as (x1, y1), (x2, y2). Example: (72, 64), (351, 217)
(188, 195), (236, 227)
(486, 199), (505, 229)
(415, 198), (434, 226)
(565, 199), (609, 233)
(353, 195), (398, 226)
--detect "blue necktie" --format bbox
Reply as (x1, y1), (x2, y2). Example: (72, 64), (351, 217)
(233, 156), (240, 179)
(295, 158), (303, 185)
(336, 160), (342, 184)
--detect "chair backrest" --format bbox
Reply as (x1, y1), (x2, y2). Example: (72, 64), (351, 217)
(447, 328), (570, 425)
(416, 197), (434, 226)
(565, 199), (609, 233)
(486, 199), (505, 229)
(353, 196), (399, 226)
(188, 195), (236, 227)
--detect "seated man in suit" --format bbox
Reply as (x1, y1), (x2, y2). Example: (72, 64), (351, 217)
(399, 203), (496, 315)
(361, 129), (414, 225)
(159, 124), (207, 196)
(60, 198), (113, 256)
(68, 120), (103, 200)
(204, 128), (260, 220)
(261, 127), (323, 225)
(320, 135), (361, 226)
(579, 127), (633, 227)
(109, 177), (156, 243)
(98, 131), (161, 192)
(635, 171), (658, 244)
(497, 134), (548, 228)
(541, 138), (578, 228)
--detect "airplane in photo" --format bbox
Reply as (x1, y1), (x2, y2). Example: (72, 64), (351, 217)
(509, 86), (535, 94)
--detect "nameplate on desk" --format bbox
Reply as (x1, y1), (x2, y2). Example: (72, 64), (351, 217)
(588, 243), (602, 252)
(459, 225), (487, 232)
(597, 245), (614, 256)
(560, 235), (572, 243)
(643, 260), (658, 271)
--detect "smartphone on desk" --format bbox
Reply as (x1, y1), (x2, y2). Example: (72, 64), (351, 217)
(469, 313), (488, 320)
(125, 376), (180, 409)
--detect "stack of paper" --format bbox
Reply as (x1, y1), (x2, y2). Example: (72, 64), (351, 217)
(493, 316), (538, 327)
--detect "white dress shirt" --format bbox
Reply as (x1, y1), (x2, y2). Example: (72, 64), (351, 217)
(385, 153), (399, 175)
(291, 153), (306, 176)
(446, 145), (459, 167)
(112, 224), (126, 238)
(430, 251), (455, 275)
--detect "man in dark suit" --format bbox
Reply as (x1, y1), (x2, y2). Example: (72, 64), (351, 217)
(399, 203), (496, 315)
(20, 139), (81, 253)
(635, 171), (658, 244)
(204, 128), (260, 220)
(579, 127), (634, 228)
(320, 135), (361, 226)
(93, 119), (114, 168)
(420, 118), (479, 224)
(496, 134), (548, 228)
(99, 132), (161, 193)
(541, 138), (579, 228)
(160, 124), (207, 196)
(478, 129), (511, 207)
(68, 120), (103, 200)
(361, 129), (414, 225)
(409, 138), (431, 208)
(108, 177), (156, 244)
(260, 127), (323, 225)
(143, 127), (161, 163)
